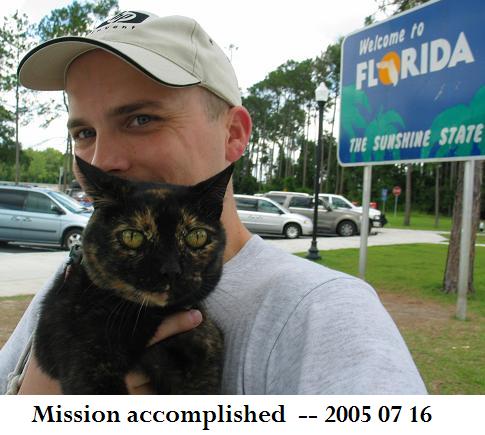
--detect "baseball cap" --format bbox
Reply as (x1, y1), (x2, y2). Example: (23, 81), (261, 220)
(18, 11), (241, 106)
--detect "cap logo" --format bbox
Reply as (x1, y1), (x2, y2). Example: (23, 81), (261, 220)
(96, 11), (150, 28)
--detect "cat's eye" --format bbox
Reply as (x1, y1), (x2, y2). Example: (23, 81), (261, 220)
(185, 229), (208, 249)
(120, 230), (145, 249)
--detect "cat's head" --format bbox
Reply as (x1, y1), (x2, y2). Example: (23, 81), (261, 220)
(75, 156), (232, 309)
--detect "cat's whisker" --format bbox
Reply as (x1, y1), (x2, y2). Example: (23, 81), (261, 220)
(105, 299), (125, 336)
(131, 297), (146, 337)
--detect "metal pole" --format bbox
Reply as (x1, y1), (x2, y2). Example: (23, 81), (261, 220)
(15, 80), (20, 185)
(306, 100), (324, 261)
(456, 160), (474, 320)
(359, 166), (372, 279)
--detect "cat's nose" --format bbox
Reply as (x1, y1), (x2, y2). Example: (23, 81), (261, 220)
(160, 259), (181, 278)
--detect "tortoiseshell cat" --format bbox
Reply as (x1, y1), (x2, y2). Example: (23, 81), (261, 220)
(34, 156), (231, 394)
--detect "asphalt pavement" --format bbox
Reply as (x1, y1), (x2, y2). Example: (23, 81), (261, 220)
(0, 228), (448, 297)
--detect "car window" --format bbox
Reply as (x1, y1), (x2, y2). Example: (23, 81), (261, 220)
(289, 196), (311, 208)
(265, 195), (285, 205)
(235, 197), (257, 211)
(333, 197), (351, 208)
(24, 192), (58, 214)
(258, 199), (281, 214)
(48, 191), (87, 213)
(0, 189), (27, 210)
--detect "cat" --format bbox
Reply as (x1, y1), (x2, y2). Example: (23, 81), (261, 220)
(33, 156), (232, 394)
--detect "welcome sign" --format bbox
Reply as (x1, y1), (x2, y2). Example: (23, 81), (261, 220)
(338, 0), (485, 166)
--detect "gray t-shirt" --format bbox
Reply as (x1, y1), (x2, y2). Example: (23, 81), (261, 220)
(0, 235), (426, 394)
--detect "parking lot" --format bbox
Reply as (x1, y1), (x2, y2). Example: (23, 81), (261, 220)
(0, 228), (448, 297)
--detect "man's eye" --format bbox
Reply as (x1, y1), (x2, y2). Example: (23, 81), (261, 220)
(73, 129), (96, 140)
(129, 115), (152, 127)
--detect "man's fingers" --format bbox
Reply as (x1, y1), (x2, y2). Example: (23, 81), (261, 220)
(147, 309), (202, 346)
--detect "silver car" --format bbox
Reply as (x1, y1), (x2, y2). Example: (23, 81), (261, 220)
(235, 194), (312, 239)
(319, 193), (385, 227)
(264, 192), (366, 237)
(0, 185), (92, 249)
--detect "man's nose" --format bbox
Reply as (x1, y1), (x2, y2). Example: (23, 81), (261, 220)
(90, 132), (131, 174)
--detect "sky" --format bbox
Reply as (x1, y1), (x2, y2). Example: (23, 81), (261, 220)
(7, 0), (388, 151)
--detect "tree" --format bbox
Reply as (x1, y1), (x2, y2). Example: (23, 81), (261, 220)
(0, 11), (36, 183)
(314, 39), (342, 193)
(443, 161), (483, 294)
(22, 148), (64, 183)
(34, 0), (119, 188)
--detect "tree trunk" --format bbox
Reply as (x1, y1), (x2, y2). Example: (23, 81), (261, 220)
(335, 163), (340, 194)
(253, 141), (259, 180)
(434, 164), (440, 228)
(338, 166), (345, 194)
(403, 164), (412, 226)
(443, 161), (483, 294)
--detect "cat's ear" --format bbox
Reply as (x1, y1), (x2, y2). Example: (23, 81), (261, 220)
(191, 164), (234, 219)
(75, 155), (132, 207)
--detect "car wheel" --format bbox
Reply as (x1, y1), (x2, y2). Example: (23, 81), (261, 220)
(337, 220), (357, 237)
(63, 229), (83, 250)
(284, 223), (301, 239)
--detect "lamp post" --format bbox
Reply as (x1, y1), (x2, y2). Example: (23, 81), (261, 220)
(307, 82), (329, 260)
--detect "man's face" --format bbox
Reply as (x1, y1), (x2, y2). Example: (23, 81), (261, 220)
(66, 49), (229, 186)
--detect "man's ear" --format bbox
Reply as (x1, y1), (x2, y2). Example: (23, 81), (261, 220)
(225, 106), (252, 163)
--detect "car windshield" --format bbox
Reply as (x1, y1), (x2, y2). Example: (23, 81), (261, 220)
(47, 191), (90, 213)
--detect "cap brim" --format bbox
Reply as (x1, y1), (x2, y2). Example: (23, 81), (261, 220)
(18, 37), (201, 90)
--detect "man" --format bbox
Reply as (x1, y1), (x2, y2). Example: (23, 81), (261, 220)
(0, 11), (426, 394)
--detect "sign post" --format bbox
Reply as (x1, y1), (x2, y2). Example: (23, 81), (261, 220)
(392, 186), (402, 216)
(359, 166), (372, 279)
(338, 0), (484, 318)
(380, 188), (388, 214)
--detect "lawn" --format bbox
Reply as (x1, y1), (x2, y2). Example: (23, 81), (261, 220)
(385, 211), (453, 231)
(298, 243), (485, 394)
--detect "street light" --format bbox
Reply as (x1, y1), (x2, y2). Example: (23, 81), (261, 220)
(306, 82), (329, 261)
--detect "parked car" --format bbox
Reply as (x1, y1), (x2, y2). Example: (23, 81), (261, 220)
(234, 194), (312, 239)
(319, 193), (386, 227)
(264, 191), (366, 237)
(0, 185), (92, 249)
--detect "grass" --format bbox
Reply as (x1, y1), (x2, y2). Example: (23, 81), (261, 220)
(440, 232), (485, 242)
(0, 294), (33, 302)
(384, 211), (453, 231)
(297, 244), (485, 394)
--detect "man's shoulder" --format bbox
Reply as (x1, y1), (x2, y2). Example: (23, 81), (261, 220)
(245, 235), (357, 279)
(219, 235), (371, 304)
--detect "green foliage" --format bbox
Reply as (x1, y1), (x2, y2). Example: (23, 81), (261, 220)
(233, 175), (259, 195)
(0, 148), (63, 183)
(377, 0), (430, 15)
(0, 11), (37, 181)
(37, 0), (119, 40)
(0, 105), (14, 154)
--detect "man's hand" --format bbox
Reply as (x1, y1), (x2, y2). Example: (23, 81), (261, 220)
(126, 309), (203, 394)
(17, 309), (202, 395)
